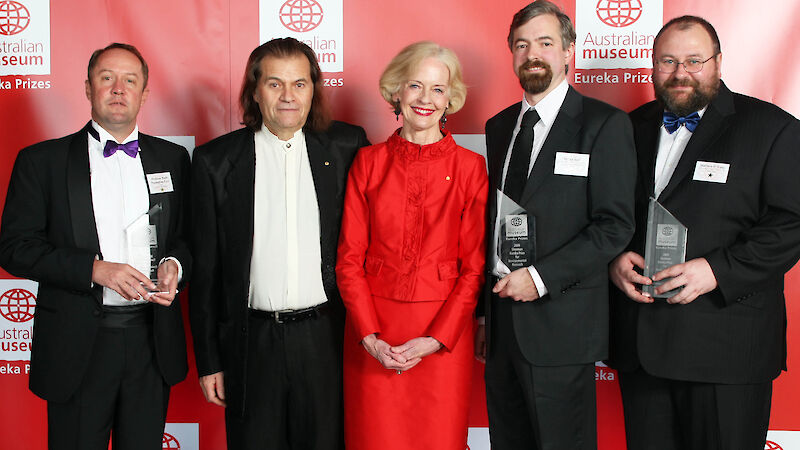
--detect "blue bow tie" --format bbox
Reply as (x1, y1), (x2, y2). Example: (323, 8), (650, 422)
(663, 111), (700, 134)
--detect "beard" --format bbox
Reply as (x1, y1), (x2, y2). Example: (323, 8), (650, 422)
(654, 76), (720, 117)
(517, 59), (553, 96)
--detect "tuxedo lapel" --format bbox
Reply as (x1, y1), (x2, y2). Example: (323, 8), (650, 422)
(521, 87), (581, 205)
(67, 124), (101, 256)
(67, 123), (102, 303)
(658, 83), (735, 202)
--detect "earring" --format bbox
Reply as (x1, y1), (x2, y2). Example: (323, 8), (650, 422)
(393, 101), (401, 121)
(440, 109), (448, 129)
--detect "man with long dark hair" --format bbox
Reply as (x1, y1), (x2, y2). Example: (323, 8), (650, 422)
(190, 37), (368, 449)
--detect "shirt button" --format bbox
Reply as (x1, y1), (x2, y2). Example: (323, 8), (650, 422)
(286, 143), (292, 148)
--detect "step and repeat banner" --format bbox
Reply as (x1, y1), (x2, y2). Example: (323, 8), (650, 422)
(1, 1), (799, 449)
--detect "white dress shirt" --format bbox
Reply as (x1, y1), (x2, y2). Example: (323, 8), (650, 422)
(89, 121), (151, 306)
(492, 79), (571, 297)
(249, 125), (327, 312)
(654, 107), (707, 198)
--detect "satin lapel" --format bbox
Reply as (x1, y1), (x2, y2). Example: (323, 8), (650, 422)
(635, 104), (662, 198)
(521, 88), (581, 205)
(304, 130), (336, 231)
(138, 134), (169, 255)
(67, 123), (101, 256)
(67, 123), (102, 303)
(657, 83), (735, 202)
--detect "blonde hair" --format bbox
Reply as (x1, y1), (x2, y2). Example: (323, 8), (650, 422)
(379, 41), (467, 114)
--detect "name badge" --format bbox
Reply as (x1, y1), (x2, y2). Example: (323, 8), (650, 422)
(692, 161), (729, 183)
(146, 172), (174, 193)
(554, 152), (590, 177)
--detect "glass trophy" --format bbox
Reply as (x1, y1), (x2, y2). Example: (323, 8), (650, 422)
(497, 190), (536, 270)
(643, 197), (687, 298)
(125, 203), (162, 292)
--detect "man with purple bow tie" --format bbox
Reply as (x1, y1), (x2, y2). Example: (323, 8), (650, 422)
(0, 43), (191, 450)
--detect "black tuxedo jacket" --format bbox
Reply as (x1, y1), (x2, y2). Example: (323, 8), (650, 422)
(189, 122), (369, 416)
(481, 86), (636, 365)
(0, 122), (191, 402)
(609, 82), (800, 384)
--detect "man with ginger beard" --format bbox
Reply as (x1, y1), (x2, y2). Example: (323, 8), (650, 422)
(474, 1), (636, 448)
(608, 16), (800, 450)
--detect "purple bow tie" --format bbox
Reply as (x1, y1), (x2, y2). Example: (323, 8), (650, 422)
(103, 140), (139, 158)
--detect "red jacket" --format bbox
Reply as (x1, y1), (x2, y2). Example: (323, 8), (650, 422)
(336, 131), (487, 350)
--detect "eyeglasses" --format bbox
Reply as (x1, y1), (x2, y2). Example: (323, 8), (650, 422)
(655, 53), (719, 73)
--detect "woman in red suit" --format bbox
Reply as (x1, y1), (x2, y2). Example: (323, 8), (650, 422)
(336, 41), (488, 450)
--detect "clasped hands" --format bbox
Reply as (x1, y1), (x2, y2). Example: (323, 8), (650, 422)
(91, 259), (179, 306)
(361, 333), (442, 373)
(609, 251), (717, 305)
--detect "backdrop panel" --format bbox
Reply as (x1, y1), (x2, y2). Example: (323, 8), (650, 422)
(1, 1), (798, 449)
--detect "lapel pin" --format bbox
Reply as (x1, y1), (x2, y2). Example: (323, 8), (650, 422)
(324, 161), (331, 166)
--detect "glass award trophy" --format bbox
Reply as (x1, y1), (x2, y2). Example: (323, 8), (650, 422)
(496, 190), (536, 270)
(125, 203), (162, 291)
(643, 197), (687, 298)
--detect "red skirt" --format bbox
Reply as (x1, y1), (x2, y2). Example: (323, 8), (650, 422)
(343, 295), (474, 450)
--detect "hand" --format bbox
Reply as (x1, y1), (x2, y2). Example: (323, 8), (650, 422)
(199, 372), (226, 407)
(493, 268), (539, 301)
(92, 260), (155, 301)
(653, 257), (717, 305)
(149, 259), (179, 306)
(391, 336), (443, 364)
(361, 333), (420, 372)
(474, 324), (487, 364)
(609, 251), (653, 303)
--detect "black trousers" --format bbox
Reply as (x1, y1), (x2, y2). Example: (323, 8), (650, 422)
(619, 368), (772, 450)
(47, 306), (169, 450)
(485, 297), (597, 450)
(225, 307), (344, 450)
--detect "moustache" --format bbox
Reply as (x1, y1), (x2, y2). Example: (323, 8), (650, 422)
(664, 78), (697, 88)
(520, 60), (550, 72)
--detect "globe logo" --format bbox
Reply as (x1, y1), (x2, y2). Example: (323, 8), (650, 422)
(765, 441), (783, 450)
(0, 288), (36, 323)
(595, 0), (642, 28)
(0, 0), (31, 36)
(510, 217), (524, 227)
(279, 0), (323, 33)
(162, 433), (180, 449)
(661, 226), (673, 237)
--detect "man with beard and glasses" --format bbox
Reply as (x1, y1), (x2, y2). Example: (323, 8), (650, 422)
(474, 1), (636, 448)
(608, 16), (800, 450)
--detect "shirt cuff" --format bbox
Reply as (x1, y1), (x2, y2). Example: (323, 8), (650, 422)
(527, 266), (548, 297)
(160, 257), (183, 283)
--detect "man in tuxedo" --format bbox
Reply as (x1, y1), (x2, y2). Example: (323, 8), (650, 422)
(0, 43), (191, 450)
(474, 1), (636, 449)
(608, 16), (800, 450)
(190, 38), (368, 449)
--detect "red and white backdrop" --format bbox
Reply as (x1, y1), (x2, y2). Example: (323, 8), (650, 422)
(1, 0), (799, 448)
